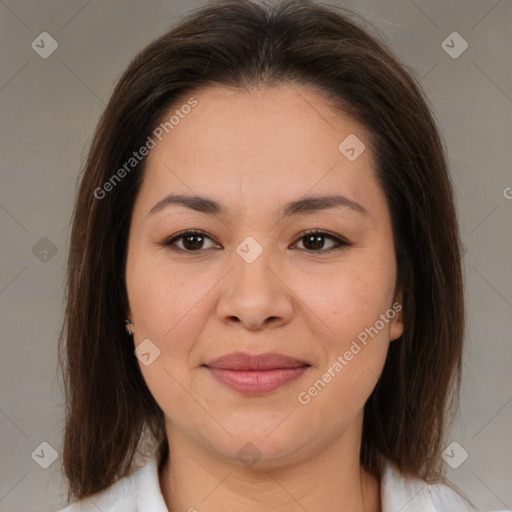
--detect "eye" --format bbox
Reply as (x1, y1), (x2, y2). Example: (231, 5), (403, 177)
(161, 230), (220, 252)
(292, 230), (349, 253)
(160, 229), (349, 254)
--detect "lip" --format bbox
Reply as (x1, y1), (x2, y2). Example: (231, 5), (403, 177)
(203, 352), (310, 395)
(204, 351), (309, 370)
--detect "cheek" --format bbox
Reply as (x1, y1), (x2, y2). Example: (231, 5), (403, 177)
(294, 255), (396, 402)
(126, 256), (222, 393)
(127, 255), (207, 338)
(126, 260), (216, 420)
(305, 255), (396, 342)
(296, 267), (394, 423)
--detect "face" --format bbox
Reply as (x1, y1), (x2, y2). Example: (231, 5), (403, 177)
(125, 84), (403, 466)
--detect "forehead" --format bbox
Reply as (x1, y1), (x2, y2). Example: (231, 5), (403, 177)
(153, 84), (371, 155)
(138, 84), (380, 215)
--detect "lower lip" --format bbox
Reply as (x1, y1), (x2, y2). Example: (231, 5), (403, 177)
(205, 366), (309, 395)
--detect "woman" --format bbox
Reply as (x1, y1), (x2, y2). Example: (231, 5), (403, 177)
(57, 0), (475, 510)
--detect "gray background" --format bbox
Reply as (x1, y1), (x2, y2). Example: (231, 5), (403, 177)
(0, 1), (511, 511)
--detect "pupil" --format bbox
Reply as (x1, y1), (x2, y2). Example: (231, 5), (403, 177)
(305, 234), (324, 250)
(184, 234), (203, 250)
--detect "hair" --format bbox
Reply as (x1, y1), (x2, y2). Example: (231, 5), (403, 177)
(58, 0), (465, 502)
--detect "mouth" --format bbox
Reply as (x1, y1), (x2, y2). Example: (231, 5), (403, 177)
(202, 352), (311, 395)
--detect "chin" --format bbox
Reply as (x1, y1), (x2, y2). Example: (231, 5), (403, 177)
(206, 420), (313, 467)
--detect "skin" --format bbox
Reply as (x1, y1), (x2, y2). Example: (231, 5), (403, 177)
(125, 84), (404, 512)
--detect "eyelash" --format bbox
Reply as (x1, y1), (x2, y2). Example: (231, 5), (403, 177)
(160, 229), (350, 254)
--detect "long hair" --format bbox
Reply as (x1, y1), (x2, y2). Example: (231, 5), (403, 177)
(59, 0), (464, 501)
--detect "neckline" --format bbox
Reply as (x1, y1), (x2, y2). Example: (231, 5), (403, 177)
(139, 450), (437, 512)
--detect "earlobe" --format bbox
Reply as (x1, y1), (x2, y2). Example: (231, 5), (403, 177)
(125, 310), (135, 336)
(389, 299), (404, 342)
(125, 318), (135, 336)
(390, 316), (404, 341)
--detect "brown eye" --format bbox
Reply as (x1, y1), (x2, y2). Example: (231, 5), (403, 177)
(163, 231), (219, 252)
(162, 229), (349, 254)
(181, 233), (205, 250)
(293, 230), (348, 252)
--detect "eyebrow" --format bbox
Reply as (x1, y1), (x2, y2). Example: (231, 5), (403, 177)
(147, 193), (369, 218)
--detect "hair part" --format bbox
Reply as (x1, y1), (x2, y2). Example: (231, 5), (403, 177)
(59, 0), (464, 501)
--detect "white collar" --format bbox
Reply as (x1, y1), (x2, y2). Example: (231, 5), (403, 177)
(134, 453), (169, 511)
(380, 460), (437, 511)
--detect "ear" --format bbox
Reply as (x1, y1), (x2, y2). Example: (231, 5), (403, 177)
(125, 308), (133, 323)
(389, 292), (404, 342)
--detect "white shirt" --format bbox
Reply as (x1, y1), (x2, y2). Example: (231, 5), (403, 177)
(57, 452), (478, 511)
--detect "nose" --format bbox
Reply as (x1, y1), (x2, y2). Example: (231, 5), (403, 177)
(216, 248), (294, 331)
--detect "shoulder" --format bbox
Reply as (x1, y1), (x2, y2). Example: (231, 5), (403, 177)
(56, 474), (137, 512)
(56, 481), (135, 511)
(381, 461), (477, 512)
(55, 454), (165, 512)
(428, 483), (478, 512)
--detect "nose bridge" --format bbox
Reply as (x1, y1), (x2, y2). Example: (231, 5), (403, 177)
(232, 235), (279, 304)
(216, 234), (293, 329)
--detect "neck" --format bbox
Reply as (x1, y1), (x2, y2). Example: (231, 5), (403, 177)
(158, 420), (381, 512)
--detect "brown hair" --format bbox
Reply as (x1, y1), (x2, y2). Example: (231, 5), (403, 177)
(59, 0), (464, 502)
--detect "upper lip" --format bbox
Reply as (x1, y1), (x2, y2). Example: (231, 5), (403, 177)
(203, 352), (310, 371)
